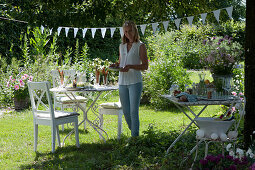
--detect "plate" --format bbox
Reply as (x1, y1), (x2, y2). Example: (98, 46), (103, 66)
(109, 67), (121, 71)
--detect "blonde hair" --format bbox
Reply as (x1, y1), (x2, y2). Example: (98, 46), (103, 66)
(122, 21), (140, 44)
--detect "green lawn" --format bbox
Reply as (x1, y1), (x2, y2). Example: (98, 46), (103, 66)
(0, 71), (247, 169)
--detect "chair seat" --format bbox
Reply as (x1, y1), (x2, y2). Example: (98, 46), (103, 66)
(37, 111), (80, 119)
(56, 95), (87, 103)
(100, 102), (122, 109)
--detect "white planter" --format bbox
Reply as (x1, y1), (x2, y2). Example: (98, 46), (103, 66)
(195, 117), (235, 138)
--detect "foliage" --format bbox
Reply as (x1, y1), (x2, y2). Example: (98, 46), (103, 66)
(200, 35), (244, 75)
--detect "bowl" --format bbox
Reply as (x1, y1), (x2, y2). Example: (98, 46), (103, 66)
(195, 117), (235, 138)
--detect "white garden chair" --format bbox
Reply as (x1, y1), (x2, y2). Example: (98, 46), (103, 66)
(98, 101), (123, 139)
(51, 70), (87, 131)
(28, 81), (80, 153)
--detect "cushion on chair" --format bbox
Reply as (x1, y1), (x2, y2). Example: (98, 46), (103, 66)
(100, 102), (122, 109)
(37, 111), (80, 119)
(56, 96), (87, 103)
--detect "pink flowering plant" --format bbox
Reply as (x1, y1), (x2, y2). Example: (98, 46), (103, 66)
(201, 35), (244, 75)
(6, 73), (33, 100)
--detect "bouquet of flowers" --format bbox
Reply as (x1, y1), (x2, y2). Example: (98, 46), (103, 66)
(201, 35), (244, 75)
(7, 73), (33, 100)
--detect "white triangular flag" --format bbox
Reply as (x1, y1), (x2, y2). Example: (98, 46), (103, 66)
(41, 25), (44, 34)
(174, 18), (181, 30)
(162, 21), (169, 32)
(101, 28), (107, 38)
(213, 9), (221, 23)
(57, 27), (62, 36)
(200, 13), (207, 24)
(91, 28), (97, 38)
(49, 28), (53, 35)
(140, 24), (147, 35)
(82, 28), (87, 38)
(226, 6), (233, 19)
(73, 28), (78, 38)
(119, 27), (124, 37)
(187, 16), (194, 26)
(110, 28), (116, 38)
(65, 27), (70, 37)
(151, 22), (158, 34)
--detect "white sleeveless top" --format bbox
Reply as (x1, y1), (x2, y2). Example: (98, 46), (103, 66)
(118, 41), (143, 85)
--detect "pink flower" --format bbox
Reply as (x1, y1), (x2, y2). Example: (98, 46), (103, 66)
(19, 79), (25, 87)
(232, 107), (236, 112)
(24, 74), (29, 78)
(9, 76), (13, 81)
(239, 92), (244, 96)
(232, 92), (237, 96)
(6, 81), (10, 87)
(14, 85), (20, 90)
(28, 76), (33, 81)
(21, 75), (26, 80)
(12, 78), (15, 83)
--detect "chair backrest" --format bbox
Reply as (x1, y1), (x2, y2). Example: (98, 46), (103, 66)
(28, 81), (55, 119)
(234, 97), (246, 131)
(51, 70), (76, 88)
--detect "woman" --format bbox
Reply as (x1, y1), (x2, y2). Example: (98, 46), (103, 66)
(111, 21), (148, 137)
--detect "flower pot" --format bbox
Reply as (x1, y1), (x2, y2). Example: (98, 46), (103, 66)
(212, 74), (233, 98)
(14, 97), (30, 111)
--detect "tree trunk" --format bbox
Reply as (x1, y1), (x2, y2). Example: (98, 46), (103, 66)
(244, 0), (255, 148)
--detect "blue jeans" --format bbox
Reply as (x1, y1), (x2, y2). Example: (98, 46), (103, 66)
(119, 82), (142, 137)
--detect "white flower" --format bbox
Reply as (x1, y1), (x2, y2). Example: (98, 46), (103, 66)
(246, 148), (255, 158)
(229, 150), (235, 157)
(226, 143), (232, 151)
(236, 148), (244, 158)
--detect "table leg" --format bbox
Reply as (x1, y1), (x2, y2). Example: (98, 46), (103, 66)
(166, 105), (208, 154)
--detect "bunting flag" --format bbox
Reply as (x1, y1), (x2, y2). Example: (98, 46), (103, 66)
(110, 27), (116, 38)
(101, 28), (107, 38)
(140, 24), (147, 35)
(65, 27), (69, 37)
(57, 27), (62, 36)
(73, 28), (79, 38)
(91, 28), (97, 38)
(200, 13), (207, 24)
(162, 21), (169, 32)
(175, 18), (181, 30)
(226, 6), (233, 19)
(213, 9), (221, 22)
(151, 22), (158, 34)
(187, 16), (194, 26)
(39, 6), (233, 39)
(82, 28), (87, 38)
(41, 25), (44, 34)
(119, 27), (124, 37)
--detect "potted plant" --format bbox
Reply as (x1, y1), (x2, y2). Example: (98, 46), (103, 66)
(6, 72), (33, 110)
(200, 36), (244, 95)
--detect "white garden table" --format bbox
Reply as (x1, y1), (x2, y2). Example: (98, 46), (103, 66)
(50, 85), (118, 144)
(162, 95), (240, 154)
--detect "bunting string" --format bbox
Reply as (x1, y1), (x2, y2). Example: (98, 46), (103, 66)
(0, 6), (234, 38)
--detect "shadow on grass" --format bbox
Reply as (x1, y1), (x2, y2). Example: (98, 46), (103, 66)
(20, 126), (201, 169)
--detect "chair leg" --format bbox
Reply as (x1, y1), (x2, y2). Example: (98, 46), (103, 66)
(51, 126), (56, 153)
(117, 111), (123, 139)
(61, 105), (65, 131)
(34, 124), (38, 152)
(74, 119), (80, 148)
(56, 125), (61, 147)
(99, 113), (104, 129)
(221, 141), (225, 156)
(81, 103), (87, 130)
(204, 141), (209, 158)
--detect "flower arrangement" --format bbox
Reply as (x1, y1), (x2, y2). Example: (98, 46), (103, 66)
(7, 73), (33, 100)
(201, 35), (244, 75)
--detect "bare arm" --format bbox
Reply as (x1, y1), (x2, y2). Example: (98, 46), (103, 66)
(121, 43), (148, 72)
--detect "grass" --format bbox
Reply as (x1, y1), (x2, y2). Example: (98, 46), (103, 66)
(0, 71), (247, 169)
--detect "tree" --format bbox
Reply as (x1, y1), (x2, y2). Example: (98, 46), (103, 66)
(244, 0), (255, 148)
